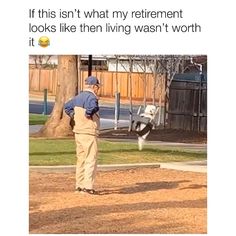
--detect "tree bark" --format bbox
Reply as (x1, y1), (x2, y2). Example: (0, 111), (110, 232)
(37, 55), (78, 137)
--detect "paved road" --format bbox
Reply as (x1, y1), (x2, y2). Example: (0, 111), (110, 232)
(29, 100), (139, 120)
(29, 118), (130, 134)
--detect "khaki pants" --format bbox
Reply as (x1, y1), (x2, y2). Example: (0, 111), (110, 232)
(75, 133), (98, 190)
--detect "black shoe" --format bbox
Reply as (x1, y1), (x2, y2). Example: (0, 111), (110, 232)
(75, 187), (83, 193)
(82, 188), (96, 195)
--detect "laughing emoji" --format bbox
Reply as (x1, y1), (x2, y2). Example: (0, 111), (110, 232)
(38, 36), (50, 48)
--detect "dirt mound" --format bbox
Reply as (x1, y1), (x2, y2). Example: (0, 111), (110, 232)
(100, 128), (207, 143)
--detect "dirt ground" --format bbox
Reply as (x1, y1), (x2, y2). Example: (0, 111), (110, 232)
(100, 128), (207, 144)
(29, 168), (207, 234)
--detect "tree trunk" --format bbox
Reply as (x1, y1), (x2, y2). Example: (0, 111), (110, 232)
(37, 55), (78, 137)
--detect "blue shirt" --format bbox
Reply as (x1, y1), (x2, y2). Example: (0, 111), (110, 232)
(64, 90), (99, 118)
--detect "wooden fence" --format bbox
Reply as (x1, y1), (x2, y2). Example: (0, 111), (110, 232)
(29, 68), (165, 102)
(167, 78), (207, 132)
(29, 68), (207, 131)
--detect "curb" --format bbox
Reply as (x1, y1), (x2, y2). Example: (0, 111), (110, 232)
(29, 161), (207, 173)
(30, 163), (161, 173)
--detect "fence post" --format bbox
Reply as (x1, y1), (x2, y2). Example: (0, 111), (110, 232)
(197, 74), (203, 132)
(163, 72), (168, 128)
(43, 89), (48, 115)
(114, 92), (120, 130)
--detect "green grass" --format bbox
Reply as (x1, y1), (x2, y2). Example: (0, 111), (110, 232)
(29, 114), (49, 125)
(29, 138), (207, 166)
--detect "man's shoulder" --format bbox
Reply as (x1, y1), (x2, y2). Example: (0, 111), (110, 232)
(81, 90), (97, 99)
(74, 91), (97, 105)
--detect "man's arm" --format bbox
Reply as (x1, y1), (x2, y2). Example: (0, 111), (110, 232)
(85, 96), (99, 118)
(64, 98), (75, 118)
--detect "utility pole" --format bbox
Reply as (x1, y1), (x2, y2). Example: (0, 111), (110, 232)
(128, 56), (133, 132)
(88, 55), (92, 76)
(114, 56), (120, 130)
(77, 55), (81, 94)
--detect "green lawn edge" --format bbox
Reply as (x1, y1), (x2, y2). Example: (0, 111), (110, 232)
(29, 138), (207, 166)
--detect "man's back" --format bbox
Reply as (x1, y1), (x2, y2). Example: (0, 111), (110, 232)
(64, 90), (100, 135)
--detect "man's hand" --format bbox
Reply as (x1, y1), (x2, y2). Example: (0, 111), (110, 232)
(69, 112), (75, 119)
(85, 114), (92, 120)
(70, 118), (75, 129)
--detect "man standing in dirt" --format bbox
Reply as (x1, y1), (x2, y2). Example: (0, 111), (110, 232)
(64, 76), (100, 194)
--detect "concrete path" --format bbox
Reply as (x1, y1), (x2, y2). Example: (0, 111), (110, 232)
(101, 138), (207, 152)
(30, 163), (160, 173)
(160, 160), (207, 173)
(30, 160), (207, 173)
